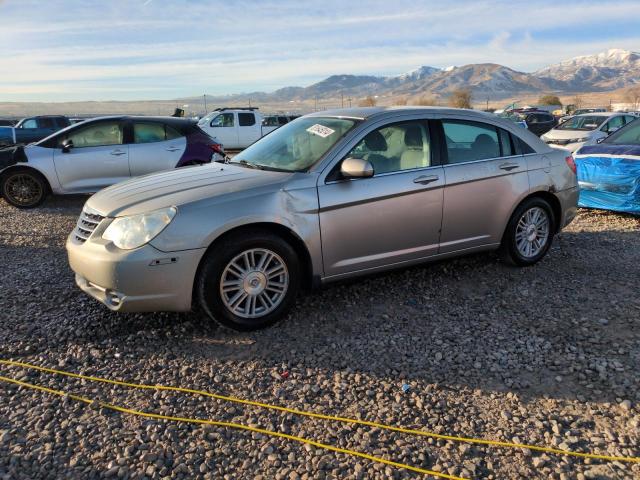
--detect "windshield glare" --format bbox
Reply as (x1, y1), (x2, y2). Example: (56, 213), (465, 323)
(557, 115), (605, 131)
(603, 118), (640, 145)
(234, 117), (357, 171)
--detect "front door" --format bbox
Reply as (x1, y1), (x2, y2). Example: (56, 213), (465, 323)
(318, 120), (444, 278)
(438, 118), (529, 253)
(206, 112), (238, 149)
(53, 120), (130, 193)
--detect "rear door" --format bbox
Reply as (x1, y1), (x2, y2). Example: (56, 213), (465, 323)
(237, 112), (261, 147)
(318, 119), (444, 277)
(438, 117), (529, 253)
(128, 121), (186, 177)
(53, 120), (130, 192)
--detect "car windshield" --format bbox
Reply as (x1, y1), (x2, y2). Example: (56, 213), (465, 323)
(556, 115), (605, 131)
(233, 117), (357, 172)
(603, 118), (640, 145)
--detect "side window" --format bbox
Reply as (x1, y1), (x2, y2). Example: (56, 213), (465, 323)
(133, 123), (166, 144)
(442, 120), (500, 163)
(21, 119), (37, 129)
(66, 122), (123, 148)
(278, 116), (288, 125)
(526, 115), (538, 124)
(498, 128), (515, 156)
(238, 113), (256, 127)
(624, 115), (636, 125)
(165, 125), (182, 140)
(39, 118), (55, 129)
(345, 121), (431, 175)
(603, 116), (624, 133)
(210, 113), (234, 127)
(514, 136), (535, 155)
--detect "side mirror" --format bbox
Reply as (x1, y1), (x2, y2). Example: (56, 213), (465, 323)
(340, 157), (374, 179)
(61, 139), (73, 153)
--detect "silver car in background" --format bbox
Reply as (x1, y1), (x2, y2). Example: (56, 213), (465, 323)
(67, 107), (578, 330)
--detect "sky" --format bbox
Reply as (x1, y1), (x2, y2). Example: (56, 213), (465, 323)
(0, 0), (639, 102)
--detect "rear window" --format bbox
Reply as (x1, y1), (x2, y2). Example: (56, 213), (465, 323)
(442, 120), (500, 163)
(133, 122), (185, 143)
(238, 113), (256, 127)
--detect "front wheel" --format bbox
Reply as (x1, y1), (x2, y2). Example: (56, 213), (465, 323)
(1, 168), (48, 208)
(196, 231), (300, 331)
(501, 198), (555, 266)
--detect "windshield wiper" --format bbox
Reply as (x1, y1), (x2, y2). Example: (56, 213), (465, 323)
(229, 159), (261, 169)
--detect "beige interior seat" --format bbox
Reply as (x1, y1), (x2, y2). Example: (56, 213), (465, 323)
(400, 125), (429, 170)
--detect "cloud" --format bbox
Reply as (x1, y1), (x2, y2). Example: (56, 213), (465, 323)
(0, 0), (639, 100)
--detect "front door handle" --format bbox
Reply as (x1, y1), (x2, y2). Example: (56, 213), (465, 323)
(499, 163), (519, 171)
(110, 149), (126, 156)
(166, 146), (181, 152)
(413, 174), (439, 185)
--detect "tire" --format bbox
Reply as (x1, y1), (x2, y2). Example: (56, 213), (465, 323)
(196, 230), (301, 331)
(500, 197), (555, 266)
(1, 168), (48, 208)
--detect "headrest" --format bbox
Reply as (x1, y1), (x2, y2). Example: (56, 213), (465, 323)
(364, 130), (387, 151)
(404, 126), (423, 148)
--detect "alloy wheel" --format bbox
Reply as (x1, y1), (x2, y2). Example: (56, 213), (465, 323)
(219, 248), (289, 319)
(4, 173), (43, 207)
(515, 206), (550, 258)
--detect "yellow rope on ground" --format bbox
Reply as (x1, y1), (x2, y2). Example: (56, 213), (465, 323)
(0, 374), (465, 480)
(2, 359), (638, 465)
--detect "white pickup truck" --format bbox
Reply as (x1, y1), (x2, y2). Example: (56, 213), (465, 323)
(197, 108), (267, 150)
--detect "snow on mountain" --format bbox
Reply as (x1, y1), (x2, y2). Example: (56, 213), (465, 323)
(535, 49), (640, 90)
(391, 66), (441, 82)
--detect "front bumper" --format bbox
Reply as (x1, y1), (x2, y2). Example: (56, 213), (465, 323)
(67, 234), (206, 313)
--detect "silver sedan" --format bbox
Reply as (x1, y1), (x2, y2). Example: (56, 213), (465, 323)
(67, 107), (578, 330)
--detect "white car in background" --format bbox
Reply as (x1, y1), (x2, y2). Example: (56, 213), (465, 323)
(197, 108), (264, 149)
(542, 112), (638, 152)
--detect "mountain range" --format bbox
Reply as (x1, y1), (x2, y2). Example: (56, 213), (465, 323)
(196, 49), (640, 104)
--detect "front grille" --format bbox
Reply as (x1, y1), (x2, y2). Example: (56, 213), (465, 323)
(74, 209), (104, 243)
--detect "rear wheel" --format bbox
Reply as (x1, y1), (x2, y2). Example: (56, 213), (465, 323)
(1, 168), (48, 208)
(196, 230), (300, 331)
(501, 197), (555, 266)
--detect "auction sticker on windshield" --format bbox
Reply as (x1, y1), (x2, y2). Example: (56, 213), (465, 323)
(306, 124), (335, 138)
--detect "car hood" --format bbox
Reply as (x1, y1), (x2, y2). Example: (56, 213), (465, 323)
(544, 129), (597, 140)
(86, 163), (292, 217)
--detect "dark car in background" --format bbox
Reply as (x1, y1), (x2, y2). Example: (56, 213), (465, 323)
(520, 111), (557, 136)
(0, 115), (71, 146)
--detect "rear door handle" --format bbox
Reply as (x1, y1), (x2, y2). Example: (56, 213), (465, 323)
(413, 175), (439, 185)
(110, 149), (126, 156)
(499, 163), (519, 171)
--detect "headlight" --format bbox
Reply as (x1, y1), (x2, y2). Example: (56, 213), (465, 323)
(568, 137), (588, 143)
(102, 207), (177, 250)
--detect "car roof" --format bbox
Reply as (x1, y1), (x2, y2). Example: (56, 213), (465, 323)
(82, 115), (196, 126)
(307, 106), (497, 121)
(573, 112), (621, 117)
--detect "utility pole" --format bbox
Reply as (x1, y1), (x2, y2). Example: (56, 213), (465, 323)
(486, 96), (489, 111)
(341, 93), (344, 108)
(249, 98), (252, 108)
(348, 97), (352, 108)
(203, 94), (207, 113)
(315, 96), (318, 111)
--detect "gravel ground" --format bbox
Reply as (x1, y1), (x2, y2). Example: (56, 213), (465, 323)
(0, 195), (638, 480)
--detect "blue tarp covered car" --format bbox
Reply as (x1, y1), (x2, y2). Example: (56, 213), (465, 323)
(574, 119), (640, 215)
